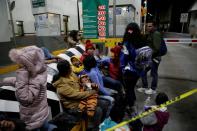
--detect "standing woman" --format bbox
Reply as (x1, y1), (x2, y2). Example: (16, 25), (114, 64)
(120, 22), (147, 111)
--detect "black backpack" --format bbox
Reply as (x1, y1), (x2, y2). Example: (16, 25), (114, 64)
(159, 39), (167, 56)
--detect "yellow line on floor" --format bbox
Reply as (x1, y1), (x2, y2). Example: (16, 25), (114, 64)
(0, 64), (19, 75)
(52, 49), (67, 55)
(0, 48), (67, 75)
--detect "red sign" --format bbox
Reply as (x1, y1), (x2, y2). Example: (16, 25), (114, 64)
(98, 5), (107, 38)
(98, 21), (106, 26)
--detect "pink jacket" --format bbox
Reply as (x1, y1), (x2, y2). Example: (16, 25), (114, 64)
(3, 46), (49, 130)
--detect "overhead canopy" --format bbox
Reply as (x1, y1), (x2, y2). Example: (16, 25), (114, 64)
(189, 1), (197, 12)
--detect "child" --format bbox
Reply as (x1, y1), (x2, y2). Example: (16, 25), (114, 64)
(141, 92), (170, 131)
(2, 46), (51, 130)
(71, 56), (86, 76)
(80, 40), (95, 62)
(78, 74), (99, 117)
(98, 45), (125, 98)
(99, 45), (122, 81)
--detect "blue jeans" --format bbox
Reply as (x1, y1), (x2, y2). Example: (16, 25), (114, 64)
(102, 76), (123, 94)
(142, 59), (160, 90)
(41, 47), (54, 59)
(98, 95), (114, 118)
(88, 106), (103, 129)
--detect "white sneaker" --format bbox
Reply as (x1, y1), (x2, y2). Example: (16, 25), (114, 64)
(137, 87), (146, 93)
(145, 88), (156, 95)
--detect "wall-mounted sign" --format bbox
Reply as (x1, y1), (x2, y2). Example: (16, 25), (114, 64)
(98, 5), (107, 38)
(32, 0), (45, 8)
(180, 13), (188, 23)
(82, 0), (108, 38)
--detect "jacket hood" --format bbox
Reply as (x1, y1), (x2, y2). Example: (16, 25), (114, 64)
(9, 46), (46, 77)
(71, 56), (81, 62)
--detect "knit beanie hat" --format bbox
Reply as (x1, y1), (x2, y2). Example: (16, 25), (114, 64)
(85, 40), (95, 51)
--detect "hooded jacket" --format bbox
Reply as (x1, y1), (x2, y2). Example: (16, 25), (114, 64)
(141, 107), (170, 131)
(52, 73), (96, 109)
(78, 75), (98, 117)
(71, 56), (85, 76)
(147, 31), (161, 58)
(3, 46), (49, 130)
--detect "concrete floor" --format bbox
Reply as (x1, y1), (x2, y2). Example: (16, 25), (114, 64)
(135, 43), (197, 131)
(136, 79), (197, 131)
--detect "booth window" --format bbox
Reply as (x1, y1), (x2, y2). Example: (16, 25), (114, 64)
(16, 21), (24, 36)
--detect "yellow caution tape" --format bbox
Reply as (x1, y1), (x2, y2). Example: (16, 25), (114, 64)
(106, 88), (197, 131)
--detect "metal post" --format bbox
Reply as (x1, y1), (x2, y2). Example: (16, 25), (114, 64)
(7, 0), (16, 47)
(181, 23), (184, 33)
(143, 0), (147, 34)
(144, 13), (147, 34)
(113, 0), (116, 37)
(77, 0), (81, 30)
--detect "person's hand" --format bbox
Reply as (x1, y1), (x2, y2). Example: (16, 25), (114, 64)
(91, 83), (99, 90)
(0, 120), (15, 131)
(123, 45), (129, 55)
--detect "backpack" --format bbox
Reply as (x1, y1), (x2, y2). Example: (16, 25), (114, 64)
(135, 46), (152, 71)
(159, 39), (167, 56)
(122, 43), (152, 75)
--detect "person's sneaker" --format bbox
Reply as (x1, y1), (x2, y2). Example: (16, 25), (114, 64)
(137, 87), (146, 93)
(145, 88), (156, 95)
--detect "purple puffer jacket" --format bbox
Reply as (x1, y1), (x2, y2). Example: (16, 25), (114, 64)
(3, 46), (49, 130)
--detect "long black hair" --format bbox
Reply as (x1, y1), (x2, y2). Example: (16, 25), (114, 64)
(83, 55), (97, 71)
(69, 30), (79, 43)
(123, 22), (146, 48)
(52, 60), (72, 83)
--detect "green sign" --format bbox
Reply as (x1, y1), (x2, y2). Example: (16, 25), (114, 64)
(82, 0), (109, 38)
(32, 0), (45, 8)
